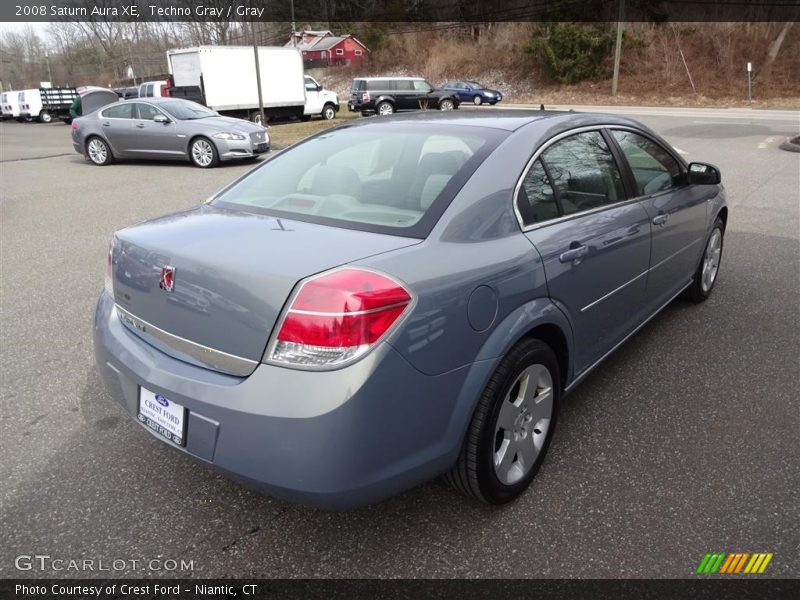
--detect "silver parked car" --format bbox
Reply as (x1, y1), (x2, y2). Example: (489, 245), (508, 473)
(94, 111), (726, 508)
(71, 98), (269, 168)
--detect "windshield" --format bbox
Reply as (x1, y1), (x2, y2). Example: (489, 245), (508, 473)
(160, 100), (218, 120)
(213, 124), (506, 238)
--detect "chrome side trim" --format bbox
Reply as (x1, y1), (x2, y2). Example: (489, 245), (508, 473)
(565, 280), (692, 394)
(580, 269), (649, 313)
(114, 304), (258, 377)
(579, 238), (701, 313)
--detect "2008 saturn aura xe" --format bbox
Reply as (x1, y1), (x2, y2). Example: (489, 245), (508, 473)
(94, 110), (726, 508)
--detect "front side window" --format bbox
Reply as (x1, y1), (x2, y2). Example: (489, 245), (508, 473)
(611, 130), (683, 196)
(213, 125), (505, 237)
(413, 80), (434, 92)
(135, 103), (164, 120)
(540, 131), (625, 216)
(101, 103), (134, 119)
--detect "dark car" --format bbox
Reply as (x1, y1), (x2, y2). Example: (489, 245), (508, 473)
(348, 77), (460, 116)
(95, 110), (727, 508)
(442, 80), (503, 105)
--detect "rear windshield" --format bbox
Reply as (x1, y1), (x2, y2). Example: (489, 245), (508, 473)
(213, 124), (507, 238)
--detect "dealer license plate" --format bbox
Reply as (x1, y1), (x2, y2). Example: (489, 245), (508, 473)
(138, 387), (186, 446)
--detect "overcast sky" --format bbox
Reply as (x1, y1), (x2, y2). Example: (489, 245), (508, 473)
(0, 21), (52, 39)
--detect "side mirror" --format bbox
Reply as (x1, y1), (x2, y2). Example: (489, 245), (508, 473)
(153, 113), (170, 124)
(687, 162), (721, 185)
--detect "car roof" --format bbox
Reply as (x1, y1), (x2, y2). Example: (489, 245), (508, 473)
(336, 109), (650, 133)
(353, 76), (425, 81)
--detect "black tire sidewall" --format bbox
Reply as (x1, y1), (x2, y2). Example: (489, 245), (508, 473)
(476, 340), (560, 504)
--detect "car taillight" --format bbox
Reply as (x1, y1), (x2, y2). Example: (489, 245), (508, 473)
(104, 244), (114, 298)
(160, 82), (170, 97)
(70, 121), (79, 130)
(361, 92), (370, 102)
(267, 268), (413, 368)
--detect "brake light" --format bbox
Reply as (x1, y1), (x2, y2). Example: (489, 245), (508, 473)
(160, 81), (170, 97)
(361, 92), (370, 102)
(268, 268), (413, 368)
(104, 244), (114, 298)
(70, 121), (79, 130)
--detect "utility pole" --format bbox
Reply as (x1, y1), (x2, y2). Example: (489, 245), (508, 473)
(44, 53), (53, 84)
(250, 18), (266, 126)
(611, 0), (625, 97)
(290, 0), (297, 46)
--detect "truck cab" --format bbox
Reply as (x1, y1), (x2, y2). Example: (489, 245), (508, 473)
(303, 76), (339, 121)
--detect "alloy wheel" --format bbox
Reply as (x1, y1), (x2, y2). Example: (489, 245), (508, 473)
(440, 99), (455, 111)
(473, 96), (483, 105)
(192, 140), (214, 167)
(701, 228), (722, 292)
(493, 364), (554, 485)
(87, 138), (108, 164)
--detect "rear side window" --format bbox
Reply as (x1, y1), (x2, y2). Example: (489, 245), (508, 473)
(540, 131), (625, 216)
(368, 80), (396, 92)
(213, 125), (506, 238)
(395, 80), (413, 91)
(611, 130), (683, 196)
(517, 160), (559, 225)
(351, 80), (366, 91)
(101, 103), (134, 119)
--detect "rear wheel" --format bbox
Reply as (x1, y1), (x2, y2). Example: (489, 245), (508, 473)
(321, 104), (336, 120)
(376, 101), (394, 116)
(86, 136), (112, 166)
(439, 98), (455, 111)
(446, 338), (559, 504)
(473, 95), (483, 105)
(38, 111), (52, 123)
(189, 137), (219, 168)
(685, 217), (724, 302)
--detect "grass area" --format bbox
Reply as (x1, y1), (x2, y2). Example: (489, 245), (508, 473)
(267, 110), (362, 150)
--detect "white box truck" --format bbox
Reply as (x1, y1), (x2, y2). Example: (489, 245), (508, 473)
(166, 46), (306, 123)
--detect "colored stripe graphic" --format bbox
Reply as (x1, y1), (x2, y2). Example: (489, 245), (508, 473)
(700, 552), (774, 575)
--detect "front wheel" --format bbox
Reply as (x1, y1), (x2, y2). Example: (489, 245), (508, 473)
(473, 95), (483, 105)
(439, 99), (455, 111)
(86, 137), (112, 166)
(321, 104), (336, 120)
(446, 338), (559, 504)
(685, 217), (724, 302)
(189, 137), (219, 168)
(38, 111), (52, 123)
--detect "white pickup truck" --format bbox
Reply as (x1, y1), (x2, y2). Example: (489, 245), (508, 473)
(303, 75), (339, 121)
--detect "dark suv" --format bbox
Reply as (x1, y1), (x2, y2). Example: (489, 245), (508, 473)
(349, 77), (460, 116)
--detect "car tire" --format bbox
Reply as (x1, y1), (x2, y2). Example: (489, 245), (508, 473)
(38, 111), (52, 123)
(685, 217), (725, 303)
(86, 136), (112, 166)
(321, 104), (336, 120)
(376, 101), (394, 116)
(189, 137), (219, 168)
(473, 95), (483, 105)
(360, 111), (372, 117)
(301, 115), (312, 122)
(446, 338), (560, 504)
(439, 99), (455, 111)
(249, 111), (266, 126)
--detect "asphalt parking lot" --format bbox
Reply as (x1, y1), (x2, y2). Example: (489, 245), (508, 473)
(1, 107), (798, 579)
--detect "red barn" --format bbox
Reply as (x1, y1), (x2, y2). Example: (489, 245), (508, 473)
(286, 30), (369, 68)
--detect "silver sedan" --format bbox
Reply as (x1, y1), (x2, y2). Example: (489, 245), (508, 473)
(71, 98), (270, 168)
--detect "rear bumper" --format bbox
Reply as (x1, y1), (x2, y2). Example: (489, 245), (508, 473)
(93, 293), (470, 508)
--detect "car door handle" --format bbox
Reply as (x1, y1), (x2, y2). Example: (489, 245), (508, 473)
(652, 213), (670, 226)
(559, 244), (588, 264)
(101, 122), (110, 127)
(135, 123), (145, 128)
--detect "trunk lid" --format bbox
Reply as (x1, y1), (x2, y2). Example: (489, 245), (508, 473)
(111, 205), (419, 373)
